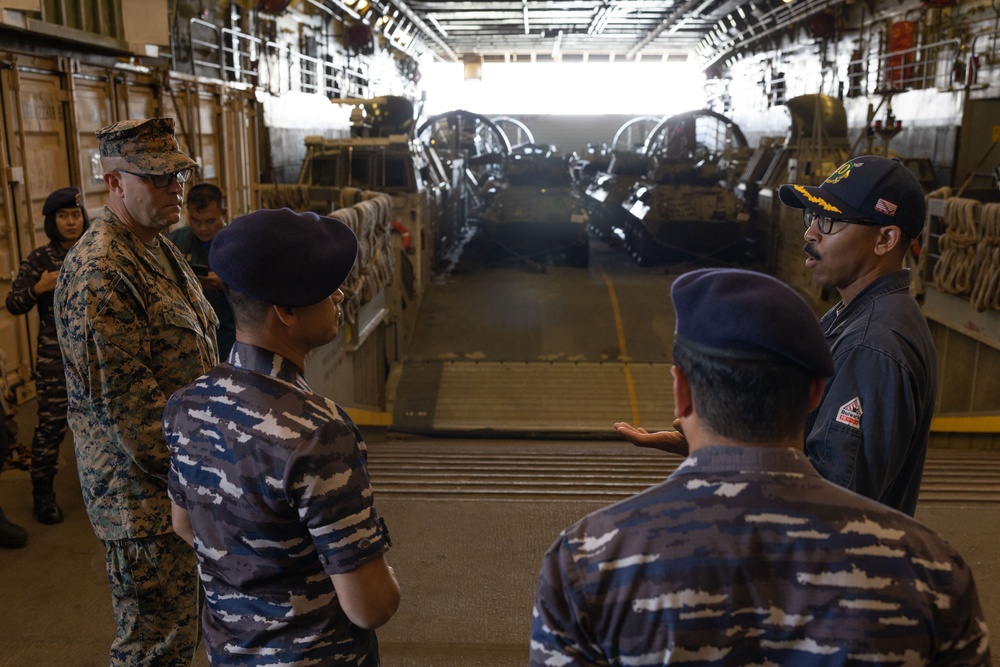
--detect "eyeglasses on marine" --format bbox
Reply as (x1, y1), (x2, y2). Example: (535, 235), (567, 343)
(117, 168), (194, 189)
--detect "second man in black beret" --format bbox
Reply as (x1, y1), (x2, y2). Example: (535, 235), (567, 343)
(164, 208), (400, 666)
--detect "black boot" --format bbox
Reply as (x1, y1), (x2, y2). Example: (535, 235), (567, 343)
(32, 477), (64, 525)
(0, 507), (28, 548)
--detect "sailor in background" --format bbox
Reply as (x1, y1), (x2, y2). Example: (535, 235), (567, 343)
(6, 187), (90, 524)
(168, 182), (236, 358)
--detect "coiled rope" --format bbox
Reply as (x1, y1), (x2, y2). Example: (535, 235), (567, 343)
(970, 203), (1000, 312)
(331, 189), (395, 327)
(932, 196), (981, 297)
(254, 184), (396, 327)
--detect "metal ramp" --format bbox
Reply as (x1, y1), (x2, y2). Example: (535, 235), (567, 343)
(391, 359), (675, 437)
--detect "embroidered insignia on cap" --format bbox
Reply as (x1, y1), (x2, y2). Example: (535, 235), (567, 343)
(875, 198), (898, 216)
(836, 398), (863, 428)
(824, 160), (861, 184)
(793, 185), (842, 213)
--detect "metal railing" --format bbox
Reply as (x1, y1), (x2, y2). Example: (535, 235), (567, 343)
(864, 38), (962, 94)
(183, 17), (371, 100)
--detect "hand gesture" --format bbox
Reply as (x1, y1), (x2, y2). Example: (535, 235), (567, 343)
(614, 418), (688, 456)
(33, 270), (59, 295)
(198, 271), (223, 292)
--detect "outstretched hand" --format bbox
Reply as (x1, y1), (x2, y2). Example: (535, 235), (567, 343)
(614, 419), (688, 457)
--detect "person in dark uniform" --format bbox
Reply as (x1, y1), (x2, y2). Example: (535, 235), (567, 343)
(532, 268), (990, 666)
(781, 156), (936, 516)
(616, 156), (936, 517)
(165, 208), (399, 666)
(168, 183), (236, 358)
(6, 187), (90, 524)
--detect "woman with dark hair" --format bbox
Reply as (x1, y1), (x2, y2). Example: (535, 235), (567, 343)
(5, 187), (90, 524)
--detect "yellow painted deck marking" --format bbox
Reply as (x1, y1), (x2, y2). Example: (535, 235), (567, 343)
(599, 265), (641, 425)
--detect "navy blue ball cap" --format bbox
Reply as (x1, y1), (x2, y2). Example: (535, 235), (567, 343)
(209, 208), (359, 307)
(778, 155), (925, 238)
(672, 268), (834, 377)
(42, 187), (82, 216)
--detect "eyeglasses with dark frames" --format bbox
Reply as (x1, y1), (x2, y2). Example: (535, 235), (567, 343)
(802, 211), (883, 235)
(118, 168), (194, 189)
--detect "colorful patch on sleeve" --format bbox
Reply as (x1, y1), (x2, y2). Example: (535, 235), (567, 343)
(836, 398), (863, 428)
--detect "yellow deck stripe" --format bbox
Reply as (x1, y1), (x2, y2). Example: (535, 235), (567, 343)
(343, 407), (394, 427)
(930, 415), (1000, 433)
(598, 266), (641, 426)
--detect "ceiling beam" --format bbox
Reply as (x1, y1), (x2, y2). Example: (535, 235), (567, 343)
(387, 0), (460, 61)
(625, 0), (710, 60)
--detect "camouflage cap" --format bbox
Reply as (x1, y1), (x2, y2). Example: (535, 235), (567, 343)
(96, 118), (198, 176)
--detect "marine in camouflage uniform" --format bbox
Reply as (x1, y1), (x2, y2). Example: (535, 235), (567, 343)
(6, 187), (89, 524)
(165, 207), (399, 666)
(531, 268), (991, 666)
(54, 118), (218, 667)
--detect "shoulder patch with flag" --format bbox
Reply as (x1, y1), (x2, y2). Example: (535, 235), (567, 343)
(836, 398), (863, 428)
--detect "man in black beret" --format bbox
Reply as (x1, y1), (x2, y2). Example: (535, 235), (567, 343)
(531, 267), (989, 666)
(163, 208), (400, 666)
(617, 156), (936, 517)
(6, 186), (90, 528)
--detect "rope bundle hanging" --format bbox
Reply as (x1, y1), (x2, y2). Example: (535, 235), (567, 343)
(252, 185), (396, 327)
(330, 190), (395, 327)
(258, 184), (312, 211)
(970, 203), (1000, 312)
(932, 197), (981, 296)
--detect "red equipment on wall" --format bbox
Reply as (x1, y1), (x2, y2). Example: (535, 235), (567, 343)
(887, 21), (916, 89)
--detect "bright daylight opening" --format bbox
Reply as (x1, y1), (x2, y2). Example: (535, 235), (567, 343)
(420, 61), (707, 116)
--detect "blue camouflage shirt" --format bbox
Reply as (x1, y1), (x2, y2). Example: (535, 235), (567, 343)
(7, 241), (67, 361)
(164, 342), (391, 666)
(531, 445), (990, 666)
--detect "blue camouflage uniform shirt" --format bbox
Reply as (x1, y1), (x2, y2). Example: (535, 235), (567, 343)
(805, 269), (937, 516)
(164, 342), (392, 666)
(7, 241), (68, 361)
(531, 445), (990, 666)
(55, 208), (218, 540)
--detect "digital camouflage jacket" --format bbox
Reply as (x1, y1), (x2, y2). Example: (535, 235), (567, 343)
(55, 207), (218, 541)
